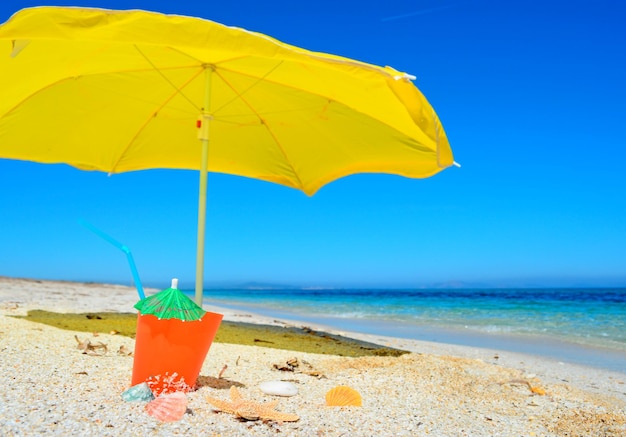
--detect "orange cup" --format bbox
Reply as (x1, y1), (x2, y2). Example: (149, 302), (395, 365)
(131, 311), (223, 393)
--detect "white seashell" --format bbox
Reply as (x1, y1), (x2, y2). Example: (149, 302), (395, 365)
(259, 380), (298, 397)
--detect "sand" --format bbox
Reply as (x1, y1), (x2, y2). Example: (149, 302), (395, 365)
(1, 276), (625, 436)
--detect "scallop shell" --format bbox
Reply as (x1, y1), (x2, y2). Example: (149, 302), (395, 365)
(121, 382), (155, 402)
(145, 392), (188, 422)
(325, 385), (362, 407)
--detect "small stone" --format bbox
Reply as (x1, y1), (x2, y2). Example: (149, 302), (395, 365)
(259, 380), (298, 397)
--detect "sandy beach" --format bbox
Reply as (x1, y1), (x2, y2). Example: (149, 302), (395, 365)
(1, 277), (625, 436)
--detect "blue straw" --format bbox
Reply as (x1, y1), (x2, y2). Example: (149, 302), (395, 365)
(78, 219), (146, 300)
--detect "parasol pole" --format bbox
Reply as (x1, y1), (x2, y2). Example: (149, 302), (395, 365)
(195, 66), (213, 306)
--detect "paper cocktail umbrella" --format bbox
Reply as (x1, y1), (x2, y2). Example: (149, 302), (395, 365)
(134, 278), (205, 321)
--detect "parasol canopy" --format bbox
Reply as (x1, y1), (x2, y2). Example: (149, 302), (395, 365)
(0, 7), (455, 304)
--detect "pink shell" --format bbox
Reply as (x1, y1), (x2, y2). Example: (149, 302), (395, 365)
(145, 392), (188, 422)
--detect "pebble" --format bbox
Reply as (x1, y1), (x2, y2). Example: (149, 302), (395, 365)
(259, 380), (298, 397)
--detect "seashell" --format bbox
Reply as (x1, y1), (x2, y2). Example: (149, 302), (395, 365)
(325, 385), (362, 407)
(259, 380), (298, 397)
(121, 382), (155, 402)
(145, 391), (188, 422)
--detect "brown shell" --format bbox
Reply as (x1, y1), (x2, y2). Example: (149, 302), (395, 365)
(145, 391), (188, 422)
(325, 385), (362, 407)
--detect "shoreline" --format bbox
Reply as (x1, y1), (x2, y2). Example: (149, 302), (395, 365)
(1, 276), (626, 435)
(200, 299), (626, 400)
(207, 299), (626, 373)
(3, 276), (626, 377)
(3, 276), (626, 386)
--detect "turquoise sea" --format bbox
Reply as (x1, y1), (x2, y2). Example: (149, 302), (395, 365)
(197, 287), (626, 372)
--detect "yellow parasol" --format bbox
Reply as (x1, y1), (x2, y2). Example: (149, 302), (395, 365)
(0, 7), (455, 305)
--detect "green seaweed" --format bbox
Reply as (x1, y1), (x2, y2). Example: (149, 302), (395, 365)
(14, 310), (138, 337)
(12, 310), (408, 358)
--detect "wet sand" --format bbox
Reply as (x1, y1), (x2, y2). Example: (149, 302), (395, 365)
(218, 300), (626, 373)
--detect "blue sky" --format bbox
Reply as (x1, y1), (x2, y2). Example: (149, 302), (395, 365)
(1, 0), (625, 289)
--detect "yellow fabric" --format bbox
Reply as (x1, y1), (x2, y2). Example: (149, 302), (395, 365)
(0, 6), (453, 195)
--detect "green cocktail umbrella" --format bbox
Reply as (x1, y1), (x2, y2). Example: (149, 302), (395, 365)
(135, 278), (206, 321)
